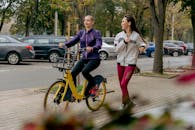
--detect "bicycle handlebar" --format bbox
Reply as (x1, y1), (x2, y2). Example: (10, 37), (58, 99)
(53, 47), (87, 70)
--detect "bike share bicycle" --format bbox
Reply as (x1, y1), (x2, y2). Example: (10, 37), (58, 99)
(43, 48), (107, 112)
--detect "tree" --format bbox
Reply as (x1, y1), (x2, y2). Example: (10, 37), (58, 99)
(95, 0), (117, 36)
(12, 0), (36, 36)
(165, 2), (191, 41)
(50, 0), (72, 35)
(149, 0), (169, 74)
(11, 0), (54, 36)
(0, 0), (21, 32)
(173, 0), (195, 67)
(113, 0), (150, 37)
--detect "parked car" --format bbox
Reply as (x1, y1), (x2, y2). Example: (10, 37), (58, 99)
(0, 35), (35, 64)
(102, 37), (115, 45)
(145, 41), (184, 57)
(163, 42), (184, 56)
(164, 40), (188, 55)
(186, 42), (194, 55)
(99, 42), (116, 60)
(145, 42), (155, 57)
(22, 35), (66, 62)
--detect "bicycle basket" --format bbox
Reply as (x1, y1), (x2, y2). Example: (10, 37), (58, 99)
(52, 57), (74, 69)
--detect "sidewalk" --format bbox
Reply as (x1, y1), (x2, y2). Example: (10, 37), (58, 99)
(0, 74), (195, 130)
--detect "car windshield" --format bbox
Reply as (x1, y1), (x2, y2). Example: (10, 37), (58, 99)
(163, 42), (178, 47)
(9, 36), (23, 43)
(102, 37), (114, 45)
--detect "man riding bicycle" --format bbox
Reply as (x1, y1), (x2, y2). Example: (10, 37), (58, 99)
(59, 15), (102, 98)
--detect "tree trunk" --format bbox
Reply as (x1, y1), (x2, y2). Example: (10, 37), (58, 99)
(149, 17), (154, 41)
(191, 0), (195, 67)
(25, 15), (30, 36)
(165, 28), (170, 40)
(150, 0), (168, 74)
(0, 9), (7, 32)
(0, 15), (5, 32)
(153, 25), (164, 73)
(0, 1), (13, 32)
(60, 13), (66, 36)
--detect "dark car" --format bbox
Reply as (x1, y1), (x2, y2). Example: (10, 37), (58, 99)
(164, 40), (188, 55)
(22, 35), (66, 62)
(163, 42), (184, 56)
(186, 42), (194, 55)
(145, 41), (184, 57)
(0, 35), (35, 64)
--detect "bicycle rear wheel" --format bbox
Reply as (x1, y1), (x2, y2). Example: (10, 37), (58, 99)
(44, 80), (69, 113)
(86, 80), (106, 111)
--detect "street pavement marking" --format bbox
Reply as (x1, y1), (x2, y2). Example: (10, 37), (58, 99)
(0, 70), (9, 72)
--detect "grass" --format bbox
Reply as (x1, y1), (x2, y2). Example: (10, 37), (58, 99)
(139, 71), (179, 79)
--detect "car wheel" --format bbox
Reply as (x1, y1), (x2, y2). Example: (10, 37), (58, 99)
(7, 52), (20, 65)
(99, 51), (108, 60)
(151, 51), (155, 58)
(49, 52), (59, 62)
(173, 51), (179, 57)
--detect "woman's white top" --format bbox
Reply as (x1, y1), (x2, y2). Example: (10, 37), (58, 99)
(114, 31), (145, 66)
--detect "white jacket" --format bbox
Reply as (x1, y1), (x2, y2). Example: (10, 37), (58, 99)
(114, 31), (145, 66)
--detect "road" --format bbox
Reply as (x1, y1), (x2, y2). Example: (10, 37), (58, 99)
(0, 56), (192, 91)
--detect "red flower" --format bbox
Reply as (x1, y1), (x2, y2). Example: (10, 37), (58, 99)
(176, 72), (195, 83)
(176, 54), (195, 84)
(22, 123), (36, 130)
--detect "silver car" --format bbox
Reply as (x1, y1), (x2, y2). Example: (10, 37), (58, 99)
(99, 42), (116, 60)
(0, 35), (35, 64)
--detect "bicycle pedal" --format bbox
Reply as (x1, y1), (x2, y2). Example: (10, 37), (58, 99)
(68, 96), (76, 102)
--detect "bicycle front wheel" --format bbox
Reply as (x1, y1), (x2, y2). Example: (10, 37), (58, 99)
(86, 81), (106, 111)
(44, 80), (69, 113)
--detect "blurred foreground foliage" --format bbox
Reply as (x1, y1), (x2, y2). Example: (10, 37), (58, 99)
(22, 102), (195, 130)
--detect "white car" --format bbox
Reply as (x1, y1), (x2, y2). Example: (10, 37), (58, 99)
(99, 42), (116, 60)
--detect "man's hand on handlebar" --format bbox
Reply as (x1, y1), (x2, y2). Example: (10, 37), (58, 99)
(58, 43), (65, 48)
(86, 46), (93, 53)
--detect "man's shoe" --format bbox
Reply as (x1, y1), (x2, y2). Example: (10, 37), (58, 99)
(89, 85), (99, 97)
(85, 84), (99, 98)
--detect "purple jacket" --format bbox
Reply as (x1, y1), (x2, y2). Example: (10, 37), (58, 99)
(65, 29), (102, 59)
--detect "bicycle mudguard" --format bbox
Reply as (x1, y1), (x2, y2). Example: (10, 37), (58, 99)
(57, 78), (65, 82)
(94, 75), (106, 85)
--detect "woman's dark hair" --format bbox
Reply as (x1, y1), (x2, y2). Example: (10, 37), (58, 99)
(124, 15), (147, 44)
(124, 15), (140, 33)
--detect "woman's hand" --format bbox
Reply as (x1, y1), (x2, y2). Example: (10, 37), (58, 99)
(86, 46), (93, 53)
(124, 37), (130, 43)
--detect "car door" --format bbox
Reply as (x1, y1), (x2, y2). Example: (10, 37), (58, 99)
(34, 38), (50, 57)
(50, 37), (66, 55)
(0, 36), (9, 60)
(48, 37), (60, 50)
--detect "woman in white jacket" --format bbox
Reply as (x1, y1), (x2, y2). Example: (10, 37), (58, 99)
(114, 15), (146, 109)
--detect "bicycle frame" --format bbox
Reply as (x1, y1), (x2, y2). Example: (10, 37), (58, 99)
(58, 69), (88, 101)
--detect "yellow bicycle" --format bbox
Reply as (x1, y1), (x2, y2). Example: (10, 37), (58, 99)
(44, 48), (107, 112)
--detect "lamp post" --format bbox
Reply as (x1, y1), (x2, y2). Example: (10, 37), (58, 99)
(171, 14), (174, 40)
(54, 11), (58, 36)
